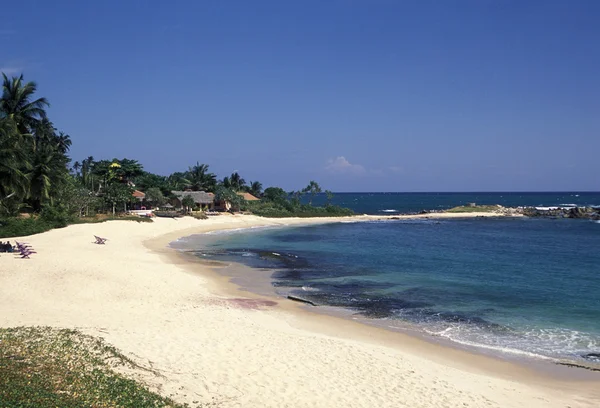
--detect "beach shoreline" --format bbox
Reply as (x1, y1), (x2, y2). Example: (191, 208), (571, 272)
(155, 216), (600, 380)
(1, 213), (598, 407)
(171, 250), (600, 380)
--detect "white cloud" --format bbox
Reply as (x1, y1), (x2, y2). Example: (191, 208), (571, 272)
(388, 166), (404, 174)
(325, 156), (366, 175)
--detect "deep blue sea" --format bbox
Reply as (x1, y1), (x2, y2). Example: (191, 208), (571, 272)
(172, 193), (600, 364)
(307, 191), (600, 214)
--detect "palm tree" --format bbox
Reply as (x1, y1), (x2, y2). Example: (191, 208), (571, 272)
(0, 116), (30, 201)
(187, 162), (217, 192)
(55, 131), (72, 154)
(28, 145), (57, 210)
(81, 156), (95, 190)
(72, 161), (81, 178)
(302, 180), (322, 205)
(0, 73), (49, 134)
(32, 118), (55, 150)
(228, 172), (246, 192)
(167, 172), (191, 191)
(248, 181), (263, 197)
(222, 176), (231, 188)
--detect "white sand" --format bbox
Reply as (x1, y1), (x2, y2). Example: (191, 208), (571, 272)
(1, 213), (598, 407)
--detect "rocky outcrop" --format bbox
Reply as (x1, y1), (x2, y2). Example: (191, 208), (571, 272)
(521, 206), (600, 220)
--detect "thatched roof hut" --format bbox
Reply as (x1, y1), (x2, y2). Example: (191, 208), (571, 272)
(237, 192), (260, 201)
(171, 191), (215, 206)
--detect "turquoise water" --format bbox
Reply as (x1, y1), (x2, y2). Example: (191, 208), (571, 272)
(174, 216), (600, 364)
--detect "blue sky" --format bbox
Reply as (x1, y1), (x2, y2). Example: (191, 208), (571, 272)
(2, 1), (599, 192)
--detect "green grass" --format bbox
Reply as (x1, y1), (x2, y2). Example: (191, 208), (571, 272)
(445, 205), (500, 213)
(0, 327), (197, 408)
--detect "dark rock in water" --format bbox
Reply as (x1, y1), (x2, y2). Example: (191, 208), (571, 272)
(287, 295), (317, 306)
(419, 210), (429, 214)
(582, 353), (600, 361)
(557, 362), (600, 372)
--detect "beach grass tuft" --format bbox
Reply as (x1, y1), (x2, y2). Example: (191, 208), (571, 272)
(445, 205), (500, 213)
(0, 327), (197, 408)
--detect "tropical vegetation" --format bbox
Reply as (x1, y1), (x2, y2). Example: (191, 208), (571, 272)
(0, 73), (353, 238)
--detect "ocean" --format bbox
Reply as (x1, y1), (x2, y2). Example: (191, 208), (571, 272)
(171, 192), (600, 365)
(306, 191), (600, 214)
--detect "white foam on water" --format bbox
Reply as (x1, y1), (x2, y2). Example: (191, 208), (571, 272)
(418, 322), (600, 362)
(426, 327), (556, 360)
(380, 209), (399, 213)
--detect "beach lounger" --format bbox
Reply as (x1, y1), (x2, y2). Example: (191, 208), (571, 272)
(15, 241), (35, 256)
(94, 235), (107, 244)
(18, 249), (36, 258)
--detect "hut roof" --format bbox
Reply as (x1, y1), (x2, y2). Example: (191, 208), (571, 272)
(132, 190), (145, 198)
(171, 190), (214, 204)
(237, 192), (260, 201)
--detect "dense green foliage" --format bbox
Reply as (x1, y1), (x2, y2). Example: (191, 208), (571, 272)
(0, 327), (193, 408)
(0, 218), (58, 239)
(181, 195), (195, 213)
(214, 186), (244, 211)
(1, 74), (71, 215)
(246, 181), (354, 218)
(247, 201), (354, 218)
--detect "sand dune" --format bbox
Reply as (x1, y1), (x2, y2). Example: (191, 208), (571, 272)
(1, 214), (597, 407)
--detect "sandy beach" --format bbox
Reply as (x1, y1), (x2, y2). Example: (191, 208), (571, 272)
(0, 213), (598, 408)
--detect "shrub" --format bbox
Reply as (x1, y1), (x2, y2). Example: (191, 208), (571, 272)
(0, 218), (55, 239)
(191, 212), (208, 220)
(40, 205), (75, 228)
